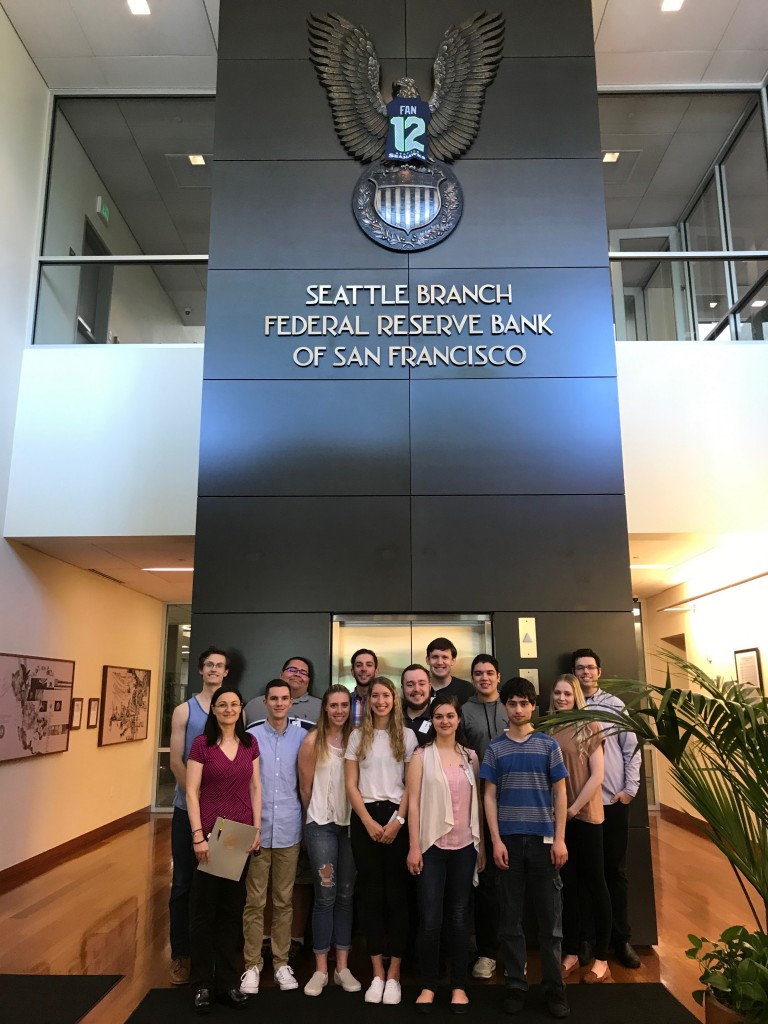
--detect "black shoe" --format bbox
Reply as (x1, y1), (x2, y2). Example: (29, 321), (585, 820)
(614, 941), (641, 969)
(503, 990), (526, 1015)
(545, 991), (570, 1019)
(416, 1002), (433, 1015)
(217, 988), (249, 1009)
(193, 986), (212, 1015)
(450, 1001), (469, 1015)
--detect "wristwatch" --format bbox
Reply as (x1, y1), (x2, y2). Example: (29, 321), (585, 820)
(394, 814), (405, 826)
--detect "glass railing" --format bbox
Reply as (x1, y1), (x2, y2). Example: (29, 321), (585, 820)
(609, 251), (768, 342)
(35, 255), (207, 345)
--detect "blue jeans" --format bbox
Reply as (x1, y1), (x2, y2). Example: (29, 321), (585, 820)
(417, 843), (476, 992)
(497, 835), (564, 996)
(169, 806), (196, 958)
(304, 820), (357, 955)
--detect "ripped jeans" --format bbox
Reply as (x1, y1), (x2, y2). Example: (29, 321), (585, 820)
(304, 820), (357, 955)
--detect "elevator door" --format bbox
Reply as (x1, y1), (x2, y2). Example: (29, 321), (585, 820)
(331, 615), (492, 691)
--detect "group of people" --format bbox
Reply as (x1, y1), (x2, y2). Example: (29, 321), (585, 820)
(168, 639), (641, 1018)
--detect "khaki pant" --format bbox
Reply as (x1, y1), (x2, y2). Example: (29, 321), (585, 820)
(243, 843), (301, 971)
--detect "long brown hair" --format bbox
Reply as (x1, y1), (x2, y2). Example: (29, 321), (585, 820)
(314, 684), (353, 763)
(549, 673), (594, 759)
(356, 676), (406, 762)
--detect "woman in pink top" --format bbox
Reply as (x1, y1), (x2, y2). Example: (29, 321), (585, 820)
(186, 686), (262, 1013)
(549, 674), (612, 984)
(407, 693), (484, 1013)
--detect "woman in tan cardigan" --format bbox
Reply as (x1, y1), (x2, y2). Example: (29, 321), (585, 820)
(407, 693), (485, 1014)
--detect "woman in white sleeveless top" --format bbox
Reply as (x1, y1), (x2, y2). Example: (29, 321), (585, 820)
(298, 684), (361, 997)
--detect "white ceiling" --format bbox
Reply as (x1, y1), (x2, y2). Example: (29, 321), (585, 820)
(0, 0), (765, 92)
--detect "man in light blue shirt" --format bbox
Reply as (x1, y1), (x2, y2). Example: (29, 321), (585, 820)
(241, 679), (305, 995)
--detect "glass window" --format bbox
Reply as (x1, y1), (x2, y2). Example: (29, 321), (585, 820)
(722, 107), (768, 302)
(154, 604), (191, 810)
(37, 98), (213, 345)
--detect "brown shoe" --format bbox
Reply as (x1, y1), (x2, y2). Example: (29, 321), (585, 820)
(583, 963), (612, 985)
(561, 959), (580, 980)
(170, 956), (191, 986)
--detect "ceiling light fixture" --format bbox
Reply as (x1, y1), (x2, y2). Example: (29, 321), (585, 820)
(602, 152), (620, 163)
(188, 154), (206, 166)
(142, 567), (194, 572)
(661, 0), (684, 11)
(128, 0), (151, 14)
(751, 299), (767, 308)
(709, 302), (718, 309)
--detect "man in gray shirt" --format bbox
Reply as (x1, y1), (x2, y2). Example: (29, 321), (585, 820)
(244, 656), (321, 729)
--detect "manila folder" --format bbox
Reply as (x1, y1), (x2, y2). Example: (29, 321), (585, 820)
(198, 817), (257, 881)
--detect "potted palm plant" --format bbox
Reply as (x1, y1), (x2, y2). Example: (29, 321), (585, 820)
(541, 651), (768, 1024)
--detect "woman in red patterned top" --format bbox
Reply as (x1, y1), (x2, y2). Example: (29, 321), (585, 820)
(186, 686), (261, 1013)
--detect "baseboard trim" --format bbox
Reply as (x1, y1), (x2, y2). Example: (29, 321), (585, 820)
(0, 806), (152, 894)
(659, 803), (706, 837)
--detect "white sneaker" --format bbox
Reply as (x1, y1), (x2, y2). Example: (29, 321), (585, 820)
(365, 977), (385, 1003)
(382, 979), (401, 1005)
(304, 971), (328, 996)
(275, 965), (299, 991)
(472, 956), (496, 979)
(240, 966), (260, 994)
(334, 968), (362, 993)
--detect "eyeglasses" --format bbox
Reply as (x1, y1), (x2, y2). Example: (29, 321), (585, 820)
(203, 661), (227, 670)
(284, 666), (309, 677)
(213, 701), (242, 711)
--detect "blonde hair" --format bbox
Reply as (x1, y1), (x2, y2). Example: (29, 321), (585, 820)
(314, 684), (353, 764)
(356, 675), (406, 762)
(549, 673), (594, 760)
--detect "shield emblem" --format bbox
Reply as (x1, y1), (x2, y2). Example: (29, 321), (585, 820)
(374, 184), (441, 233)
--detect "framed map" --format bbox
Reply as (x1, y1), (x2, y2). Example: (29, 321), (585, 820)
(0, 652), (75, 763)
(98, 665), (151, 746)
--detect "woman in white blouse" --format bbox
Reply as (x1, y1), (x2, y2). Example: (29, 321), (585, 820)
(407, 693), (484, 1014)
(298, 685), (361, 997)
(345, 675), (418, 1006)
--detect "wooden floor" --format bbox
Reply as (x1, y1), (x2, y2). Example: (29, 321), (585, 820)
(0, 812), (757, 1023)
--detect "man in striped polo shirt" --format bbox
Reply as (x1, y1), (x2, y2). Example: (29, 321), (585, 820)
(481, 677), (570, 1019)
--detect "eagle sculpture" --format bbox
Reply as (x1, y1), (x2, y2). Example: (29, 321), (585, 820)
(308, 10), (505, 163)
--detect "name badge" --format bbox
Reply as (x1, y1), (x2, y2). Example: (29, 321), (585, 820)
(418, 720), (431, 734)
(543, 835), (554, 844)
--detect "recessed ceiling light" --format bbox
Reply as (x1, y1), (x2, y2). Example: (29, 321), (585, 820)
(128, 0), (151, 14)
(629, 563), (671, 570)
(751, 299), (766, 308)
(709, 302), (718, 309)
(602, 152), (620, 163)
(661, 0), (684, 10)
(142, 567), (194, 572)
(188, 154), (206, 166)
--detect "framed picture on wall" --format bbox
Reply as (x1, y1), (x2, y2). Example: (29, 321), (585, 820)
(98, 665), (151, 747)
(0, 652), (76, 763)
(71, 697), (83, 731)
(734, 649), (764, 695)
(87, 698), (100, 729)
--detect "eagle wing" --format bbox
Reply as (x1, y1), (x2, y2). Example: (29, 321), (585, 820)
(308, 12), (388, 162)
(428, 10), (505, 162)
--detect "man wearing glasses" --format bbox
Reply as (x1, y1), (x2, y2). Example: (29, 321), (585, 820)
(245, 657), (320, 730)
(168, 645), (230, 986)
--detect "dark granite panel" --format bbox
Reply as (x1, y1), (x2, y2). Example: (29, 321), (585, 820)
(203, 270), (411, 380)
(208, 162), (409, 271)
(403, 58), (599, 160)
(218, 0), (406, 59)
(406, 0), (594, 58)
(406, 268), (616, 379)
(408, 160), (609, 269)
(188, 612), (332, 700)
(214, 58), (409, 161)
(410, 377), (625, 495)
(198, 380), (410, 496)
(194, 497), (411, 613)
(412, 496), (632, 611)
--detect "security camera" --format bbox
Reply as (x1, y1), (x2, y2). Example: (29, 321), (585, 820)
(184, 307), (192, 316)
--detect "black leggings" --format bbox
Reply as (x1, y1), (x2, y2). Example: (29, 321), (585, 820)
(350, 801), (410, 958)
(561, 817), (612, 961)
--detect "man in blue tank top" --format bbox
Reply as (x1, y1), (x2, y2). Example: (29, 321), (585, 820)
(168, 645), (229, 985)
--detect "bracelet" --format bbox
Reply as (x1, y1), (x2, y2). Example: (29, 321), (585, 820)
(191, 828), (204, 836)
(192, 840), (206, 847)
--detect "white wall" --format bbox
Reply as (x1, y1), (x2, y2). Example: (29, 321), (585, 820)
(617, 341), (768, 534)
(37, 111), (203, 345)
(0, 10), (166, 872)
(5, 345), (203, 537)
